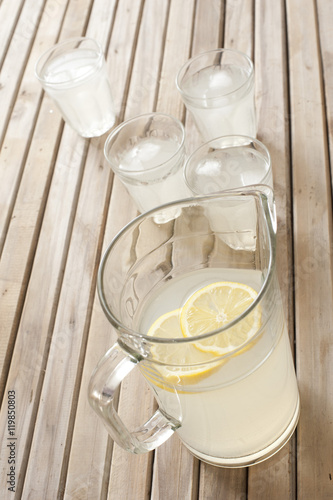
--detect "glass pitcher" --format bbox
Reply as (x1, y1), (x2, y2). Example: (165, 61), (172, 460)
(88, 190), (299, 467)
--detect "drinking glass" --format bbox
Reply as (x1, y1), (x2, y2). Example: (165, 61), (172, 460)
(176, 49), (256, 141)
(35, 37), (116, 138)
(88, 190), (300, 467)
(184, 135), (272, 194)
(104, 112), (191, 222)
(184, 136), (273, 251)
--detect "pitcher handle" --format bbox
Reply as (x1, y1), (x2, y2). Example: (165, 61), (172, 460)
(88, 343), (181, 454)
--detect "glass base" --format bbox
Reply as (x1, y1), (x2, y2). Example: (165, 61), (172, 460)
(183, 395), (300, 468)
(79, 119), (116, 138)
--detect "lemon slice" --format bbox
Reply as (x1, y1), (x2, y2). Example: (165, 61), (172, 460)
(180, 281), (261, 356)
(145, 309), (222, 386)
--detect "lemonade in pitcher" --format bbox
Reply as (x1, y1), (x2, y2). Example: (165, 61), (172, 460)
(139, 267), (299, 466)
(90, 192), (300, 467)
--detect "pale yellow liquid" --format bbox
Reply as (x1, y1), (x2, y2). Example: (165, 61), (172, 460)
(138, 268), (299, 466)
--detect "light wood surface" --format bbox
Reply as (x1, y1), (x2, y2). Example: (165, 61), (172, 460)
(0, 0), (332, 499)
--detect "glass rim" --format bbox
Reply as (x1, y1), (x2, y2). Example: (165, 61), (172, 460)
(97, 190), (275, 352)
(103, 112), (186, 176)
(34, 36), (103, 86)
(184, 134), (272, 194)
(175, 48), (254, 102)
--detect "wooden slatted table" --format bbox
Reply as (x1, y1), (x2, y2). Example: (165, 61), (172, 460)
(1, 0), (332, 498)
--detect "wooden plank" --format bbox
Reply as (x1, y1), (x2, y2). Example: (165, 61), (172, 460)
(0, 0), (25, 67)
(249, 444), (296, 500)
(317, 0), (333, 170)
(248, 3), (296, 497)
(193, 0), (224, 52)
(286, 0), (333, 497)
(0, 0), (45, 143)
(152, 435), (199, 500)
(156, 0), (196, 118)
(124, 0), (168, 119)
(224, 0), (253, 57)
(107, 373), (154, 500)
(199, 464), (247, 499)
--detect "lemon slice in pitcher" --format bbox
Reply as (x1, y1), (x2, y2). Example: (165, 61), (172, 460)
(146, 309), (222, 386)
(180, 281), (261, 356)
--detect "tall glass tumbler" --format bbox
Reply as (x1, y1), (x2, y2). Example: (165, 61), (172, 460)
(35, 37), (116, 138)
(176, 49), (257, 141)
